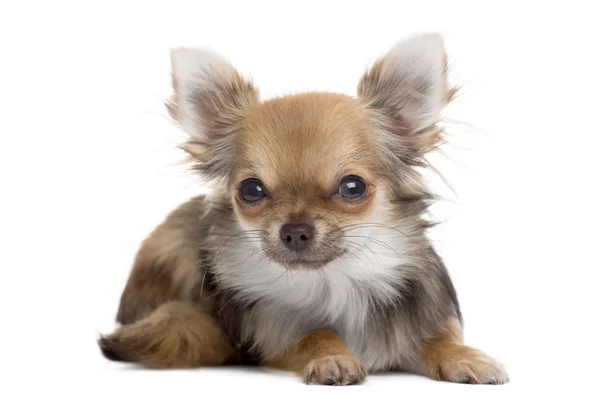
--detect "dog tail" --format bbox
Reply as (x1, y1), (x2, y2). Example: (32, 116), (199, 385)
(99, 301), (233, 368)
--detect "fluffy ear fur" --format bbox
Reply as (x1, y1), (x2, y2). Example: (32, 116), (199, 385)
(166, 48), (259, 181)
(358, 34), (456, 156)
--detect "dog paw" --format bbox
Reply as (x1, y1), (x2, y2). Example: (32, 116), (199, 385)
(303, 355), (366, 385)
(434, 346), (509, 385)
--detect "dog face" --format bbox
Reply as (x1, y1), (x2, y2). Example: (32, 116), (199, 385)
(167, 34), (454, 270)
(231, 93), (384, 268)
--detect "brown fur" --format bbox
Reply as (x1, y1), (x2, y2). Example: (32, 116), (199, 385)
(116, 196), (209, 324)
(421, 319), (507, 384)
(117, 266), (183, 325)
(101, 301), (233, 368)
(265, 330), (366, 385)
(234, 93), (379, 220)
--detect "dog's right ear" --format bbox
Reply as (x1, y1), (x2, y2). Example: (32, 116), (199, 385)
(167, 48), (259, 181)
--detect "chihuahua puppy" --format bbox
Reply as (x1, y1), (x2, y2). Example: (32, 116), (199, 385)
(99, 34), (508, 385)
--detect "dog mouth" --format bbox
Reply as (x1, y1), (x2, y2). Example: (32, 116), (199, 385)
(271, 251), (346, 270)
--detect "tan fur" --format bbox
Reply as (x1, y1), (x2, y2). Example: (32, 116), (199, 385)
(116, 196), (208, 324)
(265, 330), (366, 385)
(101, 301), (234, 368)
(421, 319), (508, 384)
(237, 93), (376, 188)
(232, 93), (380, 229)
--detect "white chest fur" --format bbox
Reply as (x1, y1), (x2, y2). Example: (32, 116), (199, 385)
(215, 224), (418, 371)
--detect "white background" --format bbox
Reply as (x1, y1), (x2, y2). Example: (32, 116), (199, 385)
(1, 1), (599, 401)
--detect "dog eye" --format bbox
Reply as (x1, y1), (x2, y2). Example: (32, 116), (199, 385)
(240, 179), (266, 202)
(338, 176), (367, 200)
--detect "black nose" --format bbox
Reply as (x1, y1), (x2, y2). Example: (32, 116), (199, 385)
(280, 222), (315, 251)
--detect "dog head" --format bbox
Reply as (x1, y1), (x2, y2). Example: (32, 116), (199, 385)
(167, 34), (454, 270)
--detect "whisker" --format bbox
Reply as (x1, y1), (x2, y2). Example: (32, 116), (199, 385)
(240, 246), (264, 265)
(340, 235), (401, 258)
(269, 269), (288, 287)
(212, 229), (265, 258)
(199, 267), (209, 298)
(344, 243), (375, 272)
(289, 269), (302, 292)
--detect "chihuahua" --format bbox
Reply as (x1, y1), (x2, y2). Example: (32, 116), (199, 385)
(99, 34), (508, 385)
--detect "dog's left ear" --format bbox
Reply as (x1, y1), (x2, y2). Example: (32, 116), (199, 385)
(358, 34), (455, 153)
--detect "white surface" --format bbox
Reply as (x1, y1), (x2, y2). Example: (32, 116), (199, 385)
(1, 1), (599, 401)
